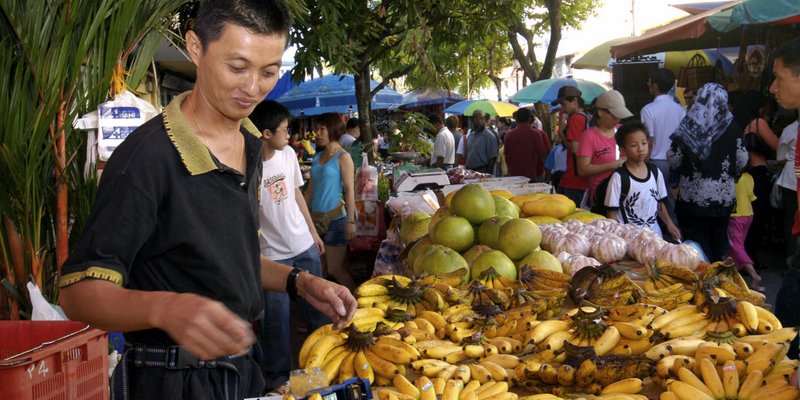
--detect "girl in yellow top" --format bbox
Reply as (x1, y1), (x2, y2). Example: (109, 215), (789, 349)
(728, 171), (763, 291)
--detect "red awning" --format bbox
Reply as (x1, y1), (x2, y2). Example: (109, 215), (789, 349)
(611, 1), (742, 59)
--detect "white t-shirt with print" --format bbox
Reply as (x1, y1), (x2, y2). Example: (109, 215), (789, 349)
(605, 165), (668, 237)
(432, 127), (455, 166)
(258, 146), (314, 259)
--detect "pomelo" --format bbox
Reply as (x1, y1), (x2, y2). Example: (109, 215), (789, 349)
(493, 195), (520, 219)
(428, 206), (453, 235)
(515, 249), (562, 273)
(412, 244), (469, 283)
(430, 215), (475, 252)
(471, 250), (517, 281)
(406, 236), (433, 266)
(400, 216), (431, 244)
(477, 216), (512, 249)
(462, 244), (493, 266)
(497, 218), (542, 260)
(451, 183), (495, 225)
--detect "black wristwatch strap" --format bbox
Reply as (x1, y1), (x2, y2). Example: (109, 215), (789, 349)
(286, 267), (305, 301)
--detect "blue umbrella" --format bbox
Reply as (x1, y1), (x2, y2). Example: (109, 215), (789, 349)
(401, 88), (465, 109)
(265, 71), (297, 100)
(510, 77), (608, 105)
(276, 74), (402, 117)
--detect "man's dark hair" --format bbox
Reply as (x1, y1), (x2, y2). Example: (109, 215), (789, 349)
(445, 115), (459, 131)
(345, 117), (360, 130)
(428, 113), (442, 125)
(648, 68), (676, 94)
(194, 0), (292, 48)
(515, 108), (532, 123)
(250, 100), (291, 132)
(316, 113), (346, 141)
(615, 120), (650, 148)
(773, 37), (800, 76)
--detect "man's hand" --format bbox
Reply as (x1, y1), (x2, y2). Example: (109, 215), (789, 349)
(298, 274), (357, 329)
(155, 292), (255, 360)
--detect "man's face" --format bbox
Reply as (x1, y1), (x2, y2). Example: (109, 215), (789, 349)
(560, 98), (577, 114)
(187, 23), (286, 121)
(472, 113), (485, 130)
(771, 58), (800, 110)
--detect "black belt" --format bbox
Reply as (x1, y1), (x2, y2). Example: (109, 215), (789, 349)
(112, 343), (250, 400)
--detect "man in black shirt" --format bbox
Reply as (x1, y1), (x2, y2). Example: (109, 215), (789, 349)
(57, 1), (357, 399)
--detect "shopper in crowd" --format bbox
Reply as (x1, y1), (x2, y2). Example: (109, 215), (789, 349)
(544, 134), (568, 189)
(777, 116), (799, 260)
(429, 113), (455, 169)
(683, 87), (698, 110)
(377, 124), (390, 159)
(464, 110), (499, 174)
(306, 113), (357, 292)
(772, 37), (800, 360)
(576, 90), (631, 208)
(249, 100), (328, 391)
(668, 82), (748, 262)
(504, 107), (548, 182)
(727, 170), (764, 291)
(339, 117), (359, 147)
(554, 85), (590, 205)
(56, 1), (356, 398)
(641, 68), (685, 233)
(446, 115), (462, 154)
(604, 121), (680, 240)
(742, 97), (779, 270)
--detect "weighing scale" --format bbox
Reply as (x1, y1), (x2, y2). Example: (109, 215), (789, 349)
(393, 168), (450, 192)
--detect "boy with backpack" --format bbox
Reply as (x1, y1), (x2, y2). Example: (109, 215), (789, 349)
(601, 121), (681, 240)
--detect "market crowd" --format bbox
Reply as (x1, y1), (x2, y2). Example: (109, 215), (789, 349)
(49, 0), (800, 396)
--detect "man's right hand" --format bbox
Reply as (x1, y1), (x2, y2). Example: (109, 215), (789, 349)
(155, 292), (255, 360)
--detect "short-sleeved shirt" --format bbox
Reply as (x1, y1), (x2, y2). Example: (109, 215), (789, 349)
(503, 124), (547, 181)
(605, 164), (668, 236)
(577, 126), (619, 199)
(641, 94), (685, 160)
(558, 112), (589, 190)
(732, 172), (756, 217)
(259, 146), (314, 259)
(431, 127), (455, 166)
(59, 91), (265, 345)
(465, 128), (499, 173)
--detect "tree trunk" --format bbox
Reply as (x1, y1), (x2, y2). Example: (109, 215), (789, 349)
(353, 66), (376, 161)
(491, 76), (503, 101)
(55, 99), (68, 274)
(508, 21), (540, 83)
(539, 0), (563, 80)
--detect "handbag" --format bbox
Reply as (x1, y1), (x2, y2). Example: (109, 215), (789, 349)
(310, 202), (345, 237)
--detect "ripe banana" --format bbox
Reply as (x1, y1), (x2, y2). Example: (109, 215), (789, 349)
(298, 324), (334, 368)
(593, 325), (621, 356)
(645, 338), (705, 360)
(442, 379), (464, 400)
(556, 364), (575, 387)
(354, 350), (374, 383)
(542, 330), (571, 352)
(371, 342), (416, 364)
(417, 376), (437, 400)
(721, 359), (740, 400)
(378, 336), (421, 359)
(305, 333), (346, 368)
(356, 283), (389, 297)
(668, 379), (714, 400)
(321, 348), (352, 385)
(365, 348), (401, 378)
(393, 374), (420, 398)
(755, 305), (783, 329)
(676, 366), (715, 398)
(480, 360), (509, 382)
(613, 321), (649, 339)
(601, 377), (643, 394)
(525, 320), (569, 345)
(481, 354), (521, 369)
(655, 355), (692, 378)
(698, 357), (725, 400)
(468, 363), (494, 383)
(575, 359), (597, 387)
(736, 301), (759, 332)
(454, 365), (471, 382)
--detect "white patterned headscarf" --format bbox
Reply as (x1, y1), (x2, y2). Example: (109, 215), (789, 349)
(670, 83), (734, 161)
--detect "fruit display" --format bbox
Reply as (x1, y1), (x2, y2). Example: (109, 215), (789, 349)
(297, 183), (797, 400)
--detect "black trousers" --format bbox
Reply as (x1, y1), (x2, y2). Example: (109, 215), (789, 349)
(677, 215), (730, 263)
(775, 265), (800, 359)
(745, 165), (772, 264)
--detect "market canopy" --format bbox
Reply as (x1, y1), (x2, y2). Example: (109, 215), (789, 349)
(400, 88), (465, 109)
(611, 0), (800, 58)
(510, 77), (608, 105)
(276, 74), (402, 117)
(265, 71), (297, 100)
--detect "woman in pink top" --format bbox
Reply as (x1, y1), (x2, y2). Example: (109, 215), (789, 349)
(577, 90), (633, 207)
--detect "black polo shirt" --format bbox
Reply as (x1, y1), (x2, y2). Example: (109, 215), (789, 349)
(60, 92), (264, 345)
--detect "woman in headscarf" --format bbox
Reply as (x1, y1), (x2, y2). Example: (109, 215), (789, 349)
(668, 83), (749, 262)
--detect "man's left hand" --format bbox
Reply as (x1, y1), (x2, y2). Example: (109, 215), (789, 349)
(298, 274), (356, 329)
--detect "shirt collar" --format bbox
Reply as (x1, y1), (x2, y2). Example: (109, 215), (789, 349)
(654, 94), (674, 102)
(162, 91), (261, 175)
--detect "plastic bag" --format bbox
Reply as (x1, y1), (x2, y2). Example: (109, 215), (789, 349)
(386, 189), (439, 215)
(28, 282), (67, 321)
(372, 219), (402, 277)
(96, 90), (158, 161)
(356, 153), (379, 201)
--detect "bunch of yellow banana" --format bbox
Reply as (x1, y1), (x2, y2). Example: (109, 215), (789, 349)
(602, 303), (664, 356)
(378, 376), (516, 400)
(297, 324), (420, 385)
(561, 307), (621, 356)
(473, 267), (517, 292)
(506, 287), (566, 319)
(733, 300), (784, 336)
(463, 280), (513, 313)
(485, 309), (540, 345)
(641, 263), (698, 310)
(519, 394), (649, 400)
(701, 259), (767, 306)
(664, 356), (799, 400)
(355, 274), (448, 315)
(512, 355), (652, 397)
(648, 304), (710, 339)
(517, 265), (571, 292)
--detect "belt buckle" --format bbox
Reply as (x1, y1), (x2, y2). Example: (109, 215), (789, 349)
(167, 346), (200, 369)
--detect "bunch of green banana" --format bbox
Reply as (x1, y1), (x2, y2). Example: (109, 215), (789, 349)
(701, 259), (766, 306)
(355, 275), (447, 315)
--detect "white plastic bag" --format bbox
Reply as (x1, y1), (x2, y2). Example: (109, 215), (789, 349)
(96, 90), (158, 161)
(356, 153), (379, 201)
(27, 282), (67, 321)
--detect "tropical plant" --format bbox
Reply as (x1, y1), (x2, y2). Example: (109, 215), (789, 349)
(0, 0), (188, 319)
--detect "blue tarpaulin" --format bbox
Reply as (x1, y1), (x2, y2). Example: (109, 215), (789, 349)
(276, 74), (402, 117)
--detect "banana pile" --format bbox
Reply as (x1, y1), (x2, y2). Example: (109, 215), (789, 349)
(376, 375), (516, 400)
(519, 394), (649, 400)
(355, 275), (450, 316)
(641, 263), (698, 309)
(604, 304), (666, 356)
(700, 259), (766, 306)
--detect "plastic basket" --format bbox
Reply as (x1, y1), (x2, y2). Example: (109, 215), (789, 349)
(0, 321), (109, 400)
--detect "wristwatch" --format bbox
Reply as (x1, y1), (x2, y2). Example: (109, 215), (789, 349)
(286, 267), (308, 301)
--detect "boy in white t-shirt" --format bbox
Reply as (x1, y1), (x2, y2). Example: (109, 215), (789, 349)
(250, 100), (328, 391)
(605, 121), (681, 240)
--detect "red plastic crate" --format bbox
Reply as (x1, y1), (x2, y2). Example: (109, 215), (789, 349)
(0, 321), (109, 400)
